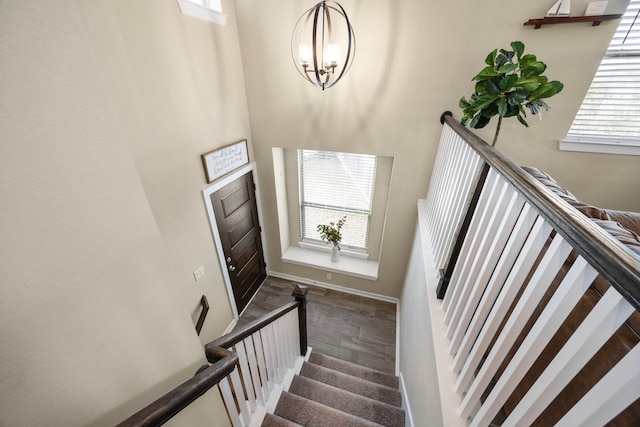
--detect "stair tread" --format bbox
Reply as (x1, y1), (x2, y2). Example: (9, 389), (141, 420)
(261, 413), (303, 427)
(299, 362), (402, 407)
(274, 391), (382, 427)
(289, 375), (405, 427)
(309, 353), (399, 389)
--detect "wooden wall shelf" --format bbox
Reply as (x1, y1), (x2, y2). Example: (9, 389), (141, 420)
(524, 14), (622, 29)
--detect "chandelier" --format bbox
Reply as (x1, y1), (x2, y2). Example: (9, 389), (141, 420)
(291, 1), (356, 90)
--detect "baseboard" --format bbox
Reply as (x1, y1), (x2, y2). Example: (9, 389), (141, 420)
(399, 372), (415, 427)
(396, 300), (401, 377)
(269, 271), (399, 304)
(223, 318), (237, 335)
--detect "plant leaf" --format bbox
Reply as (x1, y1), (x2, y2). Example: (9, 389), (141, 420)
(470, 113), (491, 129)
(520, 61), (547, 77)
(473, 66), (500, 81)
(475, 94), (499, 110)
(478, 79), (501, 95)
(506, 88), (528, 105)
(498, 98), (508, 117)
(517, 114), (529, 127)
(485, 49), (498, 66)
(511, 41), (525, 61)
(459, 97), (470, 108)
(515, 76), (542, 92)
(499, 74), (519, 91)
(533, 80), (564, 99)
(519, 54), (538, 67)
(498, 63), (518, 74)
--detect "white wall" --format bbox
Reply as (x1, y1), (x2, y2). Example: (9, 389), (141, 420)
(0, 1), (224, 425)
(75, 0), (254, 341)
(234, 0), (640, 300)
(399, 225), (444, 427)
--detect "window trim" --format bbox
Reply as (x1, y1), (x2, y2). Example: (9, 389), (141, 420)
(176, 0), (227, 26)
(560, 135), (640, 155)
(271, 147), (392, 280)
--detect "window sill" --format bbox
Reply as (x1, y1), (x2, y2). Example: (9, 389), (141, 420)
(281, 246), (379, 281)
(176, 0), (227, 26)
(560, 137), (640, 156)
(297, 240), (370, 259)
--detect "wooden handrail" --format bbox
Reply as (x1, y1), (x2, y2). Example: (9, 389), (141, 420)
(117, 285), (309, 426)
(441, 112), (640, 312)
(205, 285), (308, 362)
(116, 350), (237, 427)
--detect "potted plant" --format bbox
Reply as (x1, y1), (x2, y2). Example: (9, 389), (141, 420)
(317, 216), (346, 262)
(459, 41), (564, 146)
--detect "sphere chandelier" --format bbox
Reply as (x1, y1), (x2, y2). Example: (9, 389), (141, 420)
(291, 1), (356, 90)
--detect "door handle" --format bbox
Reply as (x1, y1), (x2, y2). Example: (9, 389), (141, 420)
(228, 265), (236, 272)
(227, 257), (232, 263)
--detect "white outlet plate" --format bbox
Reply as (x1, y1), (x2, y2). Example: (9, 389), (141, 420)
(193, 265), (205, 281)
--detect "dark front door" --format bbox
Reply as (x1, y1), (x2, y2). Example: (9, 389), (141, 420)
(210, 172), (266, 314)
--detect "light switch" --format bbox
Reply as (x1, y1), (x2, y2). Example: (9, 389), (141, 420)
(193, 265), (205, 281)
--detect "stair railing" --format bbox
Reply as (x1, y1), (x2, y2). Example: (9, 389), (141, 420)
(117, 284), (308, 427)
(420, 111), (640, 426)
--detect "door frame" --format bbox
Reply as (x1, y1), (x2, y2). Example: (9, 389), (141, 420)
(202, 162), (269, 319)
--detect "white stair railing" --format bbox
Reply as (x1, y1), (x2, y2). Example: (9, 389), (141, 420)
(116, 285), (308, 427)
(419, 112), (640, 426)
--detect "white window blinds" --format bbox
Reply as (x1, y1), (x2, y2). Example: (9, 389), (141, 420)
(567, 1), (640, 141)
(298, 150), (377, 250)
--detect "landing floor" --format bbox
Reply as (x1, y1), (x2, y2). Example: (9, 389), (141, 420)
(235, 276), (397, 375)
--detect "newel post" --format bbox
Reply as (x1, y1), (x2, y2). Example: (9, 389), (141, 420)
(292, 284), (309, 356)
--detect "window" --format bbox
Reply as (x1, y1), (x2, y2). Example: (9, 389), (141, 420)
(298, 150), (377, 251)
(176, 0), (227, 26)
(562, 0), (640, 155)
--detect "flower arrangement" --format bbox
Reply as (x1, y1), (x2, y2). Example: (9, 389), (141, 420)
(317, 216), (346, 246)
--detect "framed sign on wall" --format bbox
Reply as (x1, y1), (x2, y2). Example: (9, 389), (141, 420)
(201, 139), (249, 183)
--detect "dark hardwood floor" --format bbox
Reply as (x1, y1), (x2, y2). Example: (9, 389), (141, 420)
(234, 276), (397, 375)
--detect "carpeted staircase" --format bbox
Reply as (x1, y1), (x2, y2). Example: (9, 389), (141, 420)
(262, 353), (405, 427)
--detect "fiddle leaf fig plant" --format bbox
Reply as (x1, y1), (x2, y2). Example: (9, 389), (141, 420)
(459, 41), (564, 146)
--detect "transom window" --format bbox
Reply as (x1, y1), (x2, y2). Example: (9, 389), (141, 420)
(176, 0), (226, 26)
(298, 150), (377, 251)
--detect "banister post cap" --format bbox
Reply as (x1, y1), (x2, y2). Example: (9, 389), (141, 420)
(292, 284), (309, 299)
(440, 111), (453, 124)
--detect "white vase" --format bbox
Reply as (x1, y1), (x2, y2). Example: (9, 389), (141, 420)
(331, 244), (340, 262)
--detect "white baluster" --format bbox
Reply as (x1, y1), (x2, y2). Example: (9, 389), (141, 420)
(452, 204), (537, 374)
(469, 257), (598, 427)
(445, 171), (504, 329)
(503, 287), (635, 426)
(253, 330), (271, 400)
(229, 367), (251, 426)
(243, 335), (264, 405)
(234, 341), (257, 412)
(449, 189), (524, 355)
(218, 376), (243, 427)
(455, 215), (552, 392)
(459, 234), (572, 418)
(443, 169), (500, 314)
(556, 342), (640, 427)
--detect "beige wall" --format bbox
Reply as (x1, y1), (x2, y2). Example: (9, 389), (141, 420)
(0, 1), (227, 425)
(76, 0), (253, 342)
(235, 0), (639, 299)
